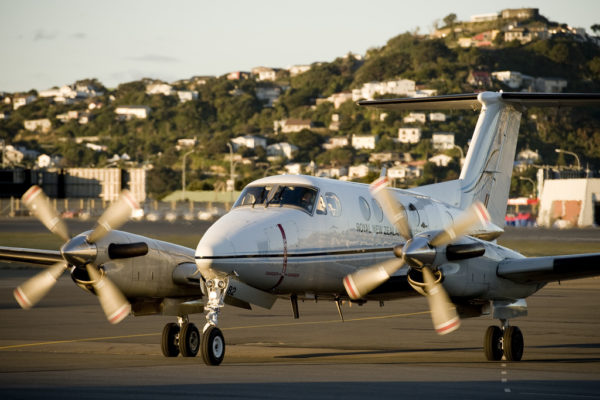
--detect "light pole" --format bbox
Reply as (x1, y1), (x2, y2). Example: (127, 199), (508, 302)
(452, 144), (464, 166)
(182, 149), (195, 201)
(519, 176), (536, 199)
(555, 149), (581, 170)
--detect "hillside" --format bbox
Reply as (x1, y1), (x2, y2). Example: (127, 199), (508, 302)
(1, 8), (599, 199)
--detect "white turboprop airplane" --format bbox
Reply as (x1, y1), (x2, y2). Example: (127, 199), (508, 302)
(2, 91), (600, 366)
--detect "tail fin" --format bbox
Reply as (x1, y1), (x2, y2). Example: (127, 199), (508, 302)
(458, 92), (521, 226)
(359, 92), (600, 227)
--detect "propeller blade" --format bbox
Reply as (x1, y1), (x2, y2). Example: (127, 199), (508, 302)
(422, 266), (460, 335)
(344, 258), (405, 300)
(87, 190), (139, 243)
(13, 262), (67, 309)
(429, 201), (490, 247)
(86, 265), (131, 324)
(22, 186), (69, 242)
(370, 177), (411, 240)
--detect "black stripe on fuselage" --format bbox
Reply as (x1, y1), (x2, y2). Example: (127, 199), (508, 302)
(195, 247), (395, 260)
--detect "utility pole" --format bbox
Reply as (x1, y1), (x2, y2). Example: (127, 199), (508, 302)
(182, 149), (195, 201)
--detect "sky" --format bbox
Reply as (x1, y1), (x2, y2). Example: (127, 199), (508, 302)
(0, 0), (598, 93)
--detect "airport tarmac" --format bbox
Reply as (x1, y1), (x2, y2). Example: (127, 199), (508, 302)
(0, 266), (599, 400)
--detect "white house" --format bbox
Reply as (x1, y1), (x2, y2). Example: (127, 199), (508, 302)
(288, 65), (311, 77)
(351, 135), (377, 150)
(13, 95), (36, 110)
(177, 90), (198, 102)
(429, 112), (447, 122)
(36, 154), (62, 168)
(326, 92), (354, 109)
(535, 77), (567, 93)
(274, 119), (313, 134)
(146, 83), (174, 96)
(85, 143), (108, 152)
(403, 112), (426, 124)
(24, 118), (52, 133)
(267, 142), (298, 159)
(231, 135), (267, 150)
(322, 136), (349, 150)
(387, 162), (424, 181)
(348, 164), (373, 179)
(432, 132), (455, 150)
(284, 163), (305, 175)
(397, 127), (422, 144)
(352, 79), (416, 101)
(115, 106), (151, 120)
(428, 154), (454, 167)
(316, 166), (348, 178)
(252, 66), (277, 81)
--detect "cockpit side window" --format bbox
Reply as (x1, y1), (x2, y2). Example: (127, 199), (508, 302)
(324, 192), (341, 216)
(316, 195), (327, 215)
(234, 185), (318, 214)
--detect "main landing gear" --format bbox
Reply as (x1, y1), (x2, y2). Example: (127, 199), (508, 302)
(483, 320), (524, 361)
(161, 316), (200, 358)
(160, 277), (228, 366)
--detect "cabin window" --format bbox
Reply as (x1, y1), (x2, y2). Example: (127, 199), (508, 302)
(234, 184), (318, 214)
(359, 196), (371, 221)
(371, 198), (384, 222)
(324, 192), (341, 216)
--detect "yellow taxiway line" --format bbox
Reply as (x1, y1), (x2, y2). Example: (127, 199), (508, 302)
(0, 310), (430, 351)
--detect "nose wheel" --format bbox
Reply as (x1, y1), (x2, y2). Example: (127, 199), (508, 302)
(201, 325), (225, 366)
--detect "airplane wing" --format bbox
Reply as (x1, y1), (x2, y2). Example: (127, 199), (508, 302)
(0, 246), (63, 266)
(497, 253), (600, 284)
(358, 92), (600, 110)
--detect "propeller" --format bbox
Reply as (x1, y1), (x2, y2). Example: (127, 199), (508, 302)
(13, 262), (67, 309)
(15, 186), (140, 324)
(344, 177), (490, 335)
(22, 186), (70, 242)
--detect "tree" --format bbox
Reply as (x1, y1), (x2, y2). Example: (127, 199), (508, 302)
(591, 24), (600, 35)
(443, 13), (457, 28)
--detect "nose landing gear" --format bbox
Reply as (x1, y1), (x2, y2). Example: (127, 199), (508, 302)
(483, 320), (524, 361)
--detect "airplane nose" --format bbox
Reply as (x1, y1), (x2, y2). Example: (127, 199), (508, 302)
(196, 235), (235, 259)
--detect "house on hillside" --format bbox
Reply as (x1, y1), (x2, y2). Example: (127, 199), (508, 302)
(251, 67), (278, 81)
(428, 154), (454, 167)
(231, 135), (267, 151)
(432, 132), (455, 150)
(115, 106), (151, 120)
(351, 135), (377, 150)
(322, 136), (349, 150)
(403, 112), (426, 124)
(397, 127), (421, 144)
(13, 95), (36, 110)
(24, 118), (52, 133)
(274, 119), (313, 134)
(467, 71), (492, 87)
(267, 142), (298, 159)
(288, 65), (311, 77)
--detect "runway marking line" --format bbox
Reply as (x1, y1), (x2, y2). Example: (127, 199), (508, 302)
(0, 310), (430, 351)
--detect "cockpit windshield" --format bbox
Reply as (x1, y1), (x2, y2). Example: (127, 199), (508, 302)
(234, 185), (318, 214)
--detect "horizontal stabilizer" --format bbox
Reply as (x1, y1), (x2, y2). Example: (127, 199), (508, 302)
(498, 253), (600, 284)
(358, 92), (600, 110)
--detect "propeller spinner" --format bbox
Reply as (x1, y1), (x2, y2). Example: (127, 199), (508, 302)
(343, 177), (490, 335)
(14, 186), (139, 323)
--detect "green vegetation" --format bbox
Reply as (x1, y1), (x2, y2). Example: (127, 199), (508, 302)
(1, 11), (599, 199)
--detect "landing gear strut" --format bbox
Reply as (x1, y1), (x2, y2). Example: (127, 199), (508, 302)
(160, 316), (199, 358)
(483, 320), (524, 361)
(201, 277), (228, 366)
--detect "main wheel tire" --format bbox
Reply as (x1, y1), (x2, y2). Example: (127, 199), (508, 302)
(179, 323), (200, 357)
(484, 325), (503, 361)
(503, 326), (524, 361)
(161, 323), (180, 357)
(201, 326), (225, 366)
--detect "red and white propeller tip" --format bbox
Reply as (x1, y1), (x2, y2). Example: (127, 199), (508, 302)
(86, 265), (131, 324)
(22, 185), (70, 242)
(13, 263), (67, 309)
